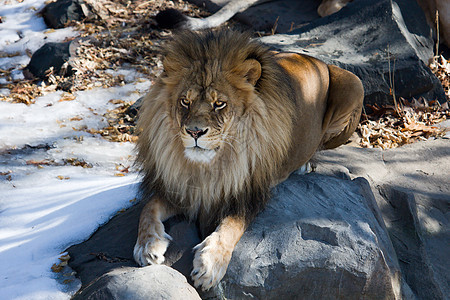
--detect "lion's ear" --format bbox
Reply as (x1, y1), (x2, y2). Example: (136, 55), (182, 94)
(241, 59), (261, 86)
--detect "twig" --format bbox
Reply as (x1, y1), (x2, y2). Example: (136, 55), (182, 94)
(435, 10), (439, 56)
(387, 45), (401, 115)
(271, 16), (279, 35)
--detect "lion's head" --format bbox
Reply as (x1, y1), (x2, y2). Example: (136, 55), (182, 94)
(136, 31), (294, 224)
(170, 58), (264, 164)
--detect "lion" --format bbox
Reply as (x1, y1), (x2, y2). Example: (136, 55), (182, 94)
(133, 30), (364, 291)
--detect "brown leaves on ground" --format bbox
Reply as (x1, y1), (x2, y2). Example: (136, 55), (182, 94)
(85, 102), (138, 143)
(0, 0), (207, 104)
(358, 98), (449, 149)
(51, 253), (71, 273)
(358, 54), (449, 149)
(26, 158), (93, 168)
(430, 55), (450, 99)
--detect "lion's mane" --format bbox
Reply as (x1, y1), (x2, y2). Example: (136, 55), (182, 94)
(136, 31), (297, 231)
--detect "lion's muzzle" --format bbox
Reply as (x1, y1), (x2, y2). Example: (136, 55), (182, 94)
(186, 126), (208, 140)
(181, 125), (218, 163)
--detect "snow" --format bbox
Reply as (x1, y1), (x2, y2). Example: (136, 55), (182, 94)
(0, 1), (149, 299)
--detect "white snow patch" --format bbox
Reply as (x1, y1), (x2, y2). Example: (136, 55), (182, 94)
(0, 1), (151, 299)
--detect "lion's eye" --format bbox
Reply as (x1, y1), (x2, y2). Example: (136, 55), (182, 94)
(213, 100), (226, 110)
(180, 98), (191, 108)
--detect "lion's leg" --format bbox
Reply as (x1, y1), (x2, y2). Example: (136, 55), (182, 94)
(321, 65), (364, 149)
(133, 195), (175, 266)
(191, 215), (246, 291)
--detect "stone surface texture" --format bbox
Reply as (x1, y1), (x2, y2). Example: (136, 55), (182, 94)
(315, 138), (450, 299)
(257, 0), (446, 107)
(217, 174), (401, 300)
(72, 265), (201, 300)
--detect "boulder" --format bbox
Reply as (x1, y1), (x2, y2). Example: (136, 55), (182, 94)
(185, 0), (321, 33)
(315, 138), (450, 299)
(216, 174), (401, 299)
(24, 42), (74, 80)
(68, 138), (450, 299)
(68, 173), (404, 299)
(258, 0), (446, 107)
(41, 0), (88, 29)
(184, 0), (445, 107)
(67, 200), (201, 287)
(72, 265), (201, 300)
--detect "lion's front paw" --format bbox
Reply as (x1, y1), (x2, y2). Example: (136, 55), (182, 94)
(133, 223), (172, 266)
(191, 232), (232, 291)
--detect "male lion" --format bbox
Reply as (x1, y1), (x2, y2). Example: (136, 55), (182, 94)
(133, 30), (364, 290)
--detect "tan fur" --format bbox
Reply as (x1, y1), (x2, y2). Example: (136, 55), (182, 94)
(134, 30), (364, 290)
(191, 216), (246, 290)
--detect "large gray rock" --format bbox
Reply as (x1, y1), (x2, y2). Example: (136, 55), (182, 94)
(315, 138), (450, 299)
(172, 0), (445, 108)
(72, 265), (201, 300)
(216, 174), (401, 299)
(68, 173), (404, 299)
(186, 0), (321, 32)
(67, 201), (200, 287)
(258, 0), (446, 107)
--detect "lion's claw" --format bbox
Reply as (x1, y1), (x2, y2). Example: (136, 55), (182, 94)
(190, 233), (232, 291)
(134, 228), (171, 266)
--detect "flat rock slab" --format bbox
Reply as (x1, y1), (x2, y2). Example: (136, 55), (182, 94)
(67, 202), (201, 287)
(315, 138), (450, 299)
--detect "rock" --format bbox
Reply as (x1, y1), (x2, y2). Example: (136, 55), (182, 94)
(315, 138), (450, 299)
(67, 199), (200, 287)
(41, 0), (88, 29)
(72, 265), (201, 300)
(215, 174), (401, 299)
(68, 173), (404, 299)
(258, 0), (446, 107)
(184, 0), (321, 32)
(24, 42), (73, 80)
(126, 97), (143, 117)
(155, 8), (190, 30)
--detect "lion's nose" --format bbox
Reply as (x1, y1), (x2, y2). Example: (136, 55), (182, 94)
(186, 127), (208, 139)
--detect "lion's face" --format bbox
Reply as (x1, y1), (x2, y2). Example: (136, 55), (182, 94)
(174, 82), (243, 164)
(162, 55), (262, 165)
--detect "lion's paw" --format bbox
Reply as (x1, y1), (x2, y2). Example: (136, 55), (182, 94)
(133, 225), (172, 266)
(191, 232), (232, 291)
